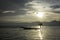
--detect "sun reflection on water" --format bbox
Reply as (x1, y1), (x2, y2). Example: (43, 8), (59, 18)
(37, 26), (43, 40)
(39, 30), (43, 40)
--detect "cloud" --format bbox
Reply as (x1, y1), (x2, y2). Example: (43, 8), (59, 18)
(0, 0), (60, 22)
(0, 14), (39, 22)
(0, 0), (34, 17)
(50, 5), (60, 9)
(0, 10), (27, 17)
(52, 11), (60, 13)
(2, 11), (15, 13)
(39, 0), (60, 4)
(0, 0), (33, 10)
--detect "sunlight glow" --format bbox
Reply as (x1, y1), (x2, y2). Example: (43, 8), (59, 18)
(36, 12), (44, 18)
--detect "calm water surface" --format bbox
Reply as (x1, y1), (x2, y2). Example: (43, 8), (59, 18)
(0, 26), (60, 40)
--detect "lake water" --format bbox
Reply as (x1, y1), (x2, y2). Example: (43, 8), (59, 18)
(0, 26), (60, 40)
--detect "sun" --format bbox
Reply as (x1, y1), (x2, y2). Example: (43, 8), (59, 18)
(36, 12), (44, 18)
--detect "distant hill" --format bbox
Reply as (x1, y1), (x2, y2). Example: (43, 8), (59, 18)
(43, 20), (60, 26)
(0, 20), (60, 28)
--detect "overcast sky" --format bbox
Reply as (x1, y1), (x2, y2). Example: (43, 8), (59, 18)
(0, 0), (60, 23)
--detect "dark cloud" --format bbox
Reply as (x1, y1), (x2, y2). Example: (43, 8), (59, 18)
(50, 5), (60, 14)
(0, 0), (33, 10)
(39, 0), (60, 4)
(50, 5), (60, 9)
(52, 11), (60, 13)
(0, 10), (26, 17)
(0, 0), (33, 16)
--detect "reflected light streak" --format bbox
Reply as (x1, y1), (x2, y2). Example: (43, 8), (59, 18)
(39, 31), (43, 40)
(37, 26), (43, 40)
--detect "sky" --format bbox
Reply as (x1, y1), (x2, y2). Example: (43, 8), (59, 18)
(0, 0), (60, 23)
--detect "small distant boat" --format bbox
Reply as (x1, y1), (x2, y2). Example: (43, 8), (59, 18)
(20, 27), (40, 30)
(20, 23), (43, 30)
